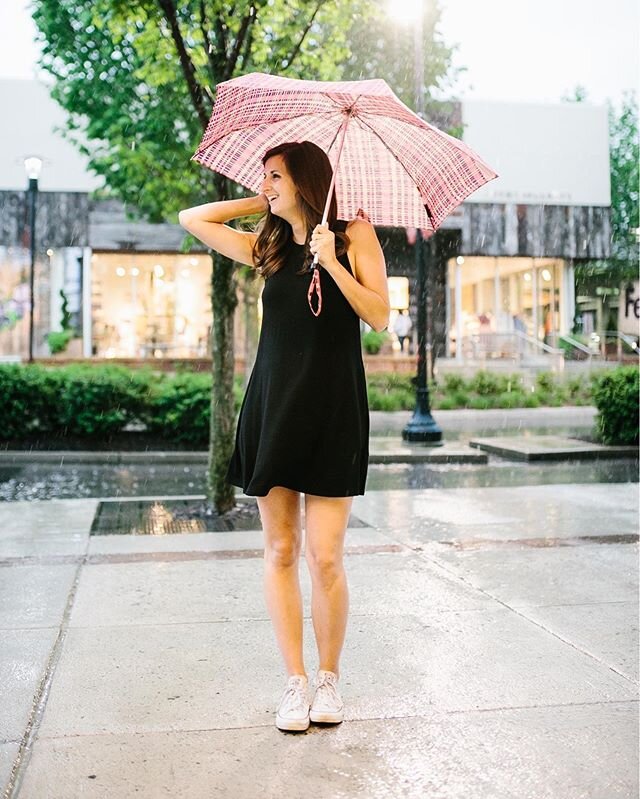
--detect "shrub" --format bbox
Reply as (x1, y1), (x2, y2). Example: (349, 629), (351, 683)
(468, 370), (508, 395)
(55, 364), (152, 436)
(468, 395), (494, 410)
(46, 329), (74, 354)
(361, 330), (389, 354)
(592, 366), (639, 445)
(442, 373), (467, 392)
(144, 372), (212, 446)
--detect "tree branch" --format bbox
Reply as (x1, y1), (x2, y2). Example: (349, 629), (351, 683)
(222, 3), (256, 82)
(156, 0), (210, 129)
(285, 0), (327, 69)
(198, 0), (218, 77)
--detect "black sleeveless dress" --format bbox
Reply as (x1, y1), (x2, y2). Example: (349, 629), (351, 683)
(225, 219), (369, 497)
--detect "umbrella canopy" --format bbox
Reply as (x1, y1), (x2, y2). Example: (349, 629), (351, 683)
(191, 72), (498, 232)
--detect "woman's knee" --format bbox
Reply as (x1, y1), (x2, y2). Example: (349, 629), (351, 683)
(265, 535), (301, 568)
(305, 547), (343, 584)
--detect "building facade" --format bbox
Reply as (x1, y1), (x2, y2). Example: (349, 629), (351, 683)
(0, 80), (615, 365)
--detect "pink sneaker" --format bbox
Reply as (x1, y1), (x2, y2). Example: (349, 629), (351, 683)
(310, 670), (344, 724)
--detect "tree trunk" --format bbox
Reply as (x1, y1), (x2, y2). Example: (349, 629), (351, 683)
(206, 245), (238, 515)
(240, 266), (262, 388)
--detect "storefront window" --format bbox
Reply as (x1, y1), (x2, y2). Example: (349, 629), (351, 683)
(447, 256), (567, 351)
(91, 253), (212, 358)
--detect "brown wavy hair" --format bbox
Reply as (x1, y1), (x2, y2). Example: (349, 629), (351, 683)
(251, 141), (350, 279)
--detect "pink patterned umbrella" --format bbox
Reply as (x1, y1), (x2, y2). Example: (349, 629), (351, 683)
(192, 71), (498, 232)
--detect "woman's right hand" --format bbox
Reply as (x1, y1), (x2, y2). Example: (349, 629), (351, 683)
(255, 192), (270, 212)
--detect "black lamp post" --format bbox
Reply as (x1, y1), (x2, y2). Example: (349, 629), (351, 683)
(401, 3), (442, 444)
(24, 156), (42, 364)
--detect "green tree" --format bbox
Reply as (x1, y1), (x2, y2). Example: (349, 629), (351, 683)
(341, 0), (463, 135)
(32, 0), (458, 513)
(570, 91), (639, 292)
(33, 0), (368, 513)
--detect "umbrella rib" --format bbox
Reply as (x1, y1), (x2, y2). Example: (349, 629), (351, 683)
(353, 114), (437, 229)
(197, 108), (341, 152)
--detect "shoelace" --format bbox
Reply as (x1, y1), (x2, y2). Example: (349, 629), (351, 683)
(281, 680), (308, 713)
(314, 672), (340, 704)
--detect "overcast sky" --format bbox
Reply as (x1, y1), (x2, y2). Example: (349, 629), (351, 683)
(1, 0), (637, 108)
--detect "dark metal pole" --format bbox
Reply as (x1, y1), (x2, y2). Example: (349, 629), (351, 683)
(27, 176), (38, 363)
(402, 1), (442, 444)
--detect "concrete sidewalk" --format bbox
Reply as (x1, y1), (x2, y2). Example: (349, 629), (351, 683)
(1, 482), (638, 798)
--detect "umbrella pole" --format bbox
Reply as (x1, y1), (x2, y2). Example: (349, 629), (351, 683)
(311, 109), (354, 269)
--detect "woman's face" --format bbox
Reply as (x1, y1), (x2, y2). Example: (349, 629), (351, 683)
(261, 155), (299, 221)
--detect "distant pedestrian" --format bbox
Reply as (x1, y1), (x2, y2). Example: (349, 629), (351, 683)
(393, 310), (413, 353)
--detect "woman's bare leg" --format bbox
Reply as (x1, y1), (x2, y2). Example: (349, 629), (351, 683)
(257, 486), (306, 678)
(303, 494), (352, 678)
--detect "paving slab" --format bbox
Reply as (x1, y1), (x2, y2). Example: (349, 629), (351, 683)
(353, 483), (639, 543)
(0, 629), (59, 742)
(17, 703), (638, 799)
(67, 549), (497, 630)
(369, 439), (487, 463)
(429, 542), (638, 608)
(37, 608), (636, 741)
(470, 435), (638, 460)
(0, 743), (19, 796)
(521, 601), (638, 682)
(0, 533), (87, 560)
(0, 565), (77, 629)
(0, 499), (98, 535)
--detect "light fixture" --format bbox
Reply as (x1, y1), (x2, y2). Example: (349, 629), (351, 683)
(24, 156), (43, 180)
(523, 272), (532, 282)
(189, 258), (199, 266)
(131, 267), (140, 276)
(153, 264), (164, 277)
(456, 256), (464, 265)
(116, 266), (126, 277)
(541, 269), (552, 281)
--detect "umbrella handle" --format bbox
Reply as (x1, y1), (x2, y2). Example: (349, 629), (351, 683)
(307, 265), (322, 316)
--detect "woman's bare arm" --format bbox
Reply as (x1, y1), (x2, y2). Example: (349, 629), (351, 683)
(323, 219), (390, 332)
(178, 195), (268, 266)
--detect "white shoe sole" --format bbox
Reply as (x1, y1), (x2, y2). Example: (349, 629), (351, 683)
(276, 714), (310, 731)
(309, 708), (344, 724)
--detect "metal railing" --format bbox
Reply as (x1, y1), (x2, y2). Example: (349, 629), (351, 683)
(555, 334), (597, 363)
(458, 331), (564, 365)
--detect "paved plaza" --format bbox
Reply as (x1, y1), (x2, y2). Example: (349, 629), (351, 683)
(1, 478), (638, 798)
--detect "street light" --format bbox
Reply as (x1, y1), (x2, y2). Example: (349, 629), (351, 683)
(24, 156), (42, 363)
(389, 0), (443, 444)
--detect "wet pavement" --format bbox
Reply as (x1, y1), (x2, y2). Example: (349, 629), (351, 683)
(0, 482), (638, 798)
(0, 457), (637, 502)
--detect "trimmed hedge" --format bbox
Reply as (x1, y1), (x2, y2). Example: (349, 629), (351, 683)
(592, 366), (639, 445)
(0, 364), (610, 445)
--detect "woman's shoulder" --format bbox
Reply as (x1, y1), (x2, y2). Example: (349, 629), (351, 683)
(343, 218), (379, 252)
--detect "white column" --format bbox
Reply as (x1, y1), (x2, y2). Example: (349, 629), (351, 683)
(493, 257), (501, 330)
(455, 262), (463, 362)
(532, 260), (539, 340)
(82, 247), (92, 358)
(565, 260), (575, 334)
(445, 266), (451, 358)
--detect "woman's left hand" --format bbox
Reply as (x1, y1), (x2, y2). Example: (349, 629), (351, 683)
(309, 224), (337, 270)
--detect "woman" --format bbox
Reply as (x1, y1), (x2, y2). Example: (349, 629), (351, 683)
(179, 140), (389, 732)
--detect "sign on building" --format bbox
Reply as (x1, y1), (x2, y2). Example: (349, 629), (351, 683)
(618, 281), (640, 336)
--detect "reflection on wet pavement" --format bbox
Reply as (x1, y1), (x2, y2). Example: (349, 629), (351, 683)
(0, 457), (636, 502)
